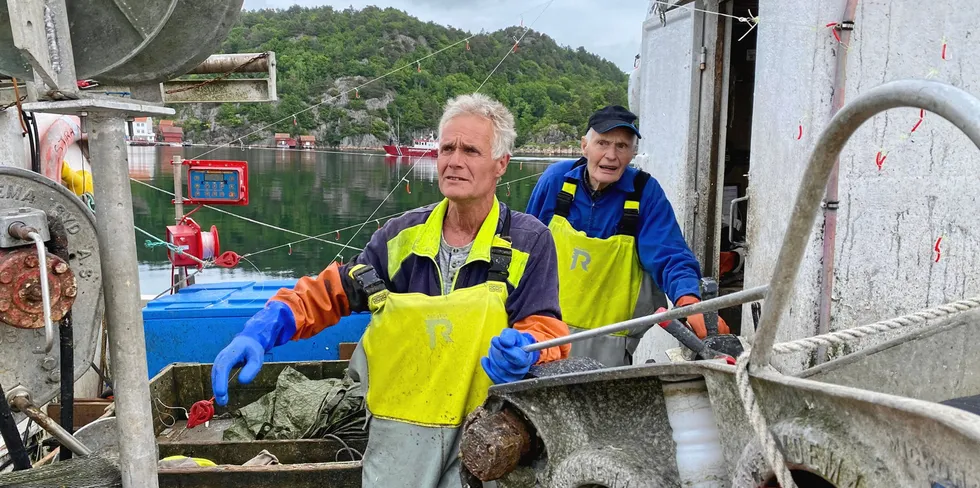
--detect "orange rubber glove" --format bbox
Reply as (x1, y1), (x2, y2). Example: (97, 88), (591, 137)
(675, 295), (730, 339)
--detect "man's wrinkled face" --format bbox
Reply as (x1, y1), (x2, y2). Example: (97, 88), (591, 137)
(581, 127), (636, 190)
(438, 114), (508, 203)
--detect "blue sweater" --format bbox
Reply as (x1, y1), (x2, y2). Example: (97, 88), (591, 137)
(525, 159), (702, 302)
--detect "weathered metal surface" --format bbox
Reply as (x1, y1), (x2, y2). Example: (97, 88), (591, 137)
(158, 461), (361, 488)
(3, 0), (78, 95)
(697, 362), (980, 487)
(9, 394), (92, 456)
(0, 167), (103, 414)
(482, 363), (713, 487)
(800, 309), (980, 402)
(751, 80), (980, 373)
(0, 246), (75, 329)
(481, 357), (980, 486)
(158, 437), (369, 465)
(185, 53), (272, 74)
(74, 416), (120, 456)
(21, 98), (175, 117)
(0, 207), (50, 247)
(88, 109), (160, 488)
(162, 79), (277, 104)
(738, 0), (980, 372)
(0, 1), (244, 85)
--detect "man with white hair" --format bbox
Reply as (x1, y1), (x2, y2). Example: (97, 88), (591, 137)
(526, 105), (726, 367)
(210, 93), (569, 487)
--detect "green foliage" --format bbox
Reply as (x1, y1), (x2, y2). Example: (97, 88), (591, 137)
(177, 5), (628, 147)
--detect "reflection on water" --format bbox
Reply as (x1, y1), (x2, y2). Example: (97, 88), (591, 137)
(131, 146), (548, 295)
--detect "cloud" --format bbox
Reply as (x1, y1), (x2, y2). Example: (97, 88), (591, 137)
(240, 0), (646, 71)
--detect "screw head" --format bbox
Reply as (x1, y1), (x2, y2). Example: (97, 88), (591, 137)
(40, 356), (56, 371)
(54, 262), (68, 274)
(64, 286), (77, 298)
(0, 271), (12, 284)
(24, 255), (38, 268)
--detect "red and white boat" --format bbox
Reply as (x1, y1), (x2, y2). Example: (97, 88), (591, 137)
(383, 137), (438, 158)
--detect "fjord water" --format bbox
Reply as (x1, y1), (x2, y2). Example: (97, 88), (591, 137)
(130, 145), (544, 295)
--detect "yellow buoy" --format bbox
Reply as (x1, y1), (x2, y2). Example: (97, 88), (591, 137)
(61, 161), (93, 196)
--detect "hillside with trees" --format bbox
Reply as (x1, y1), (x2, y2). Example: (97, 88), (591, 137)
(173, 5), (629, 151)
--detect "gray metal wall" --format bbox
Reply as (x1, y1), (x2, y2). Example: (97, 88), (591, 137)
(748, 0), (980, 371)
(634, 0), (980, 369)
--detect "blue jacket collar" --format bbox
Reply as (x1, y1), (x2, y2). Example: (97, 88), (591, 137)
(563, 157), (637, 194)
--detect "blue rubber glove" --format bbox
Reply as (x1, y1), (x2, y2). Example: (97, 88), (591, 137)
(211, 300), (297, 406)
(481, 329), (540, 385)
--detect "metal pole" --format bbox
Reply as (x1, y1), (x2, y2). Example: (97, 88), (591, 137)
(8, 395), (91, 457)
(171, 157), (187, 290)
(87, 111), (159, 487)
(526, 285), (768, 353)
(749, 80), (980, 372)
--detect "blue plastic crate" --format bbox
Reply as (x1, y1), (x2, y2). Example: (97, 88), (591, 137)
(142, 280), (370, 377)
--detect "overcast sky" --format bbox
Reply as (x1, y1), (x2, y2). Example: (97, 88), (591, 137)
(242, 0), (647, 72)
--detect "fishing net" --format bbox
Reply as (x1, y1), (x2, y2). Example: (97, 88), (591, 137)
(222, 366), (367, 443)
(0, 454), (121, 487)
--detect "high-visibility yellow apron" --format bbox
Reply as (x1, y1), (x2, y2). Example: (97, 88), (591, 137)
(353, 237), (513, 428)
(549, 170), (650, 335)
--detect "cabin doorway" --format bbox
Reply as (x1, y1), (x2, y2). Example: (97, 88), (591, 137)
(692, 0), (758, 335)
(717, 0), (757, 334)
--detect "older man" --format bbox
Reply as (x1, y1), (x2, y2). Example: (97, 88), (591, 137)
(526, 105), (727, 367)
(211, 93), (569, 488)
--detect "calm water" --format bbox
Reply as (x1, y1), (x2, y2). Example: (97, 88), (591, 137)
(130, 145), (551, 296)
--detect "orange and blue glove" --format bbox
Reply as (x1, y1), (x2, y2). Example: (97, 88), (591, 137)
(211, 301), (296, 406)
(675, 295), (730, 339)
(481, 328), (540, 384)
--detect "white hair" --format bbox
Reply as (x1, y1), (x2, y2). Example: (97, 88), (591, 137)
(438, 93), (517, 160)
(584, 128), (639, 150)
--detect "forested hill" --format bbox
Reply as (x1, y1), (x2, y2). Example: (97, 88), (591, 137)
(174, 5), (630, 150)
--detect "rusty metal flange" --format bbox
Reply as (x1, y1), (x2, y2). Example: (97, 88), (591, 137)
(0, 247), (77, 329)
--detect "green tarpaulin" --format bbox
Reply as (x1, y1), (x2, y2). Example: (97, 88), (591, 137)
(222, 366), (367, 442)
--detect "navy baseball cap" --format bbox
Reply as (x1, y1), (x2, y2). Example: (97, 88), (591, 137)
(587, 105), (642, 139)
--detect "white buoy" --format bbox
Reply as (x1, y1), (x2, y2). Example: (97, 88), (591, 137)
(663, 379), (728, 487)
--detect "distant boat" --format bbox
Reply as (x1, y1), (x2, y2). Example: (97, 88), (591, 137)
(383, 137), (438, 158)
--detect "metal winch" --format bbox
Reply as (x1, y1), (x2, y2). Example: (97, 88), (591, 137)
(0, 167), (102, 415)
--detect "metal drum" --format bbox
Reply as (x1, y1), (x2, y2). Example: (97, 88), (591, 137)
(0, 0), (244, 84)
(0, 167), (103, 414)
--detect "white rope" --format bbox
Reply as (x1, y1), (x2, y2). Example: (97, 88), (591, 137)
(734, 294), (980, 487)
(734, 353), (798, 488)
(772, 295), (980, 356)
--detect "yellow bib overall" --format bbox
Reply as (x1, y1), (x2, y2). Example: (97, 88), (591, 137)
(549, 169), (653, 366)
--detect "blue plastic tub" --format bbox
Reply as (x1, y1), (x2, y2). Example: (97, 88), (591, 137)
(142, 280), (370, 377)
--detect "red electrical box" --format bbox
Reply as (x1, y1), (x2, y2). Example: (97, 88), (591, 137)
(165, 218), (220, 269)
(179, 159), (249, 206)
